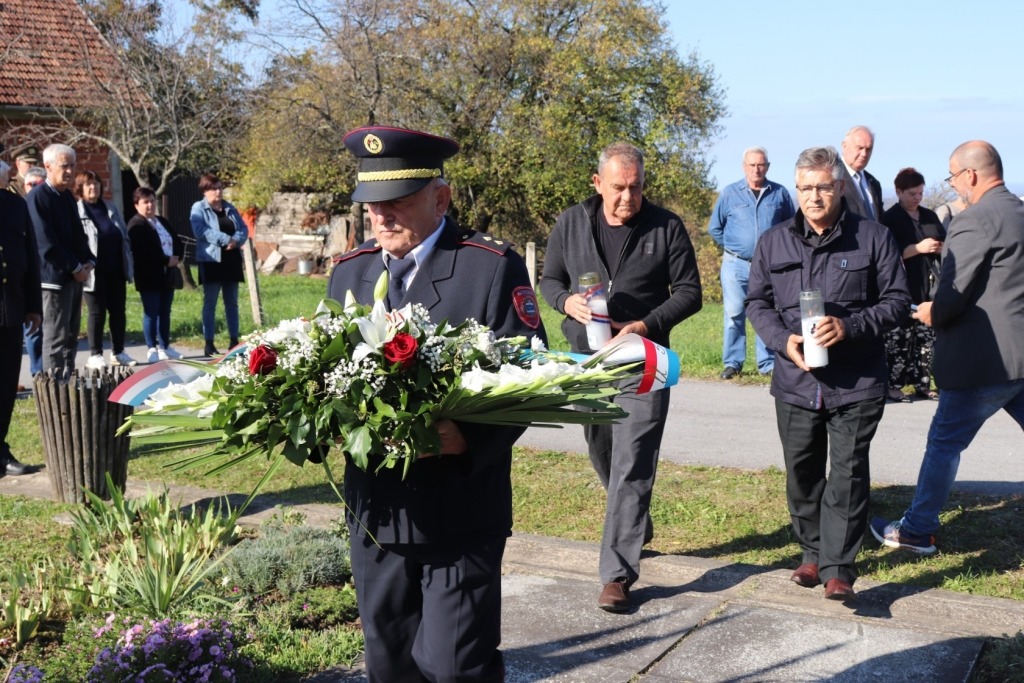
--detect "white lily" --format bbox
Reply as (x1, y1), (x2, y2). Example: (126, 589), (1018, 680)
(143, 374), (219, 417)
(342, 290), (360, 314)
(352, 299), (396, 361)
(264, 316), (312, 345)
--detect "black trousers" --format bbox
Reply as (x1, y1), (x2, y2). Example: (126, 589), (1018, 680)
(0, 325), (23, 459)
(774, 396), (885, 585)
(84, 272), (127, 355)
(349, 535), (506, 683)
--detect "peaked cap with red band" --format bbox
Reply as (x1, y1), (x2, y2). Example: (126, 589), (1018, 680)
(343, 125), (460, 202)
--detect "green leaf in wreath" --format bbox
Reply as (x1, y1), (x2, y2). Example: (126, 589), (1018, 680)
(346, 425), (373, 471)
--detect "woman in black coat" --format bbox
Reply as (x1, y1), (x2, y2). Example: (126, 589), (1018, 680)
(126, 187), (185, 363)
(881, 168), (945, 401)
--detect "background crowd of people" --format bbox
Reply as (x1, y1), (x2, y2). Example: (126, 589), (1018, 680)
(0, 143), (248, 477)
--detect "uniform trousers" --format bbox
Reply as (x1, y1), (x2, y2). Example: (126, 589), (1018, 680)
(349, 535), (506, 683)
(774, 396), (885, 585)
(0, 325), (23, 459)
(584, 380), (670, 587)
(41, 283), (83, 372)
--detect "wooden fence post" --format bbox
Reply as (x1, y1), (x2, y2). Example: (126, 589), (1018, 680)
(525, 242), (536, 288)
(242, 239), (265, 327)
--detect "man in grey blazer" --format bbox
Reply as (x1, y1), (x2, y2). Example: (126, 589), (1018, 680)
(871, 141), (1024, 554)
(840, 126), (883, 220)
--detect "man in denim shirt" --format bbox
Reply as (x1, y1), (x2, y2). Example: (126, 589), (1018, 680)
(708, 147), (794, 379)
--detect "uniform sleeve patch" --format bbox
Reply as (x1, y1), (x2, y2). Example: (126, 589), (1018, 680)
(512, 286), (541, 329)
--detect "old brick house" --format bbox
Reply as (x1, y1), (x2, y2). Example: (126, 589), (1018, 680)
(0, 0), (132, 207)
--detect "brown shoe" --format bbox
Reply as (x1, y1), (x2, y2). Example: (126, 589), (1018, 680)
(790, 563), (820, 588)
(824, 578), (855, 601)
(598, 581), (630, 613)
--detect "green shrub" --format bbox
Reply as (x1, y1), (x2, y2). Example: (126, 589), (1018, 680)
(976, 631), (1024, 683)
(11, 614), (123, 682)
(222, 526), (350, 598)
(284, 585), (359, 630)
(242, 608), (364, 673)
(66, 478), (240, 617)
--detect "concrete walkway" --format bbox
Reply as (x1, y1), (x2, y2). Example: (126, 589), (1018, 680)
(9, 339), (1024, 681)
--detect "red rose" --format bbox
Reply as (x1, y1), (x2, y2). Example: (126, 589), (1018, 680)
(383, 332), (418, 369)
(248, 345), (278, 375)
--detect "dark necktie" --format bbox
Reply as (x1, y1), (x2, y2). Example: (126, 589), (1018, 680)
(386, 257), (415, 308)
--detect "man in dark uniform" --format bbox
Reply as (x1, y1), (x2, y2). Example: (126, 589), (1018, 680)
(11, 144), (40, 198)
(328, 125), (545, 683)
(0, 186), (42, 476)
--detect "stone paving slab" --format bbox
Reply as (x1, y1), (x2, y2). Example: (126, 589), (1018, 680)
(645, 602), (981, 683)
(501, 574), (720, 682)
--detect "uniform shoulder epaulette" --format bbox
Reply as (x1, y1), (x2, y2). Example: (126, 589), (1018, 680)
(332, 239), (383, 264)
(458, 229), (515, 256)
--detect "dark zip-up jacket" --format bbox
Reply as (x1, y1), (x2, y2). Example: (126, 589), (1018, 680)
(26, 182), (95, 291)
(540, 194), (702, 352)
(0, 192), (42, 328)
(745, 201), (911, 409)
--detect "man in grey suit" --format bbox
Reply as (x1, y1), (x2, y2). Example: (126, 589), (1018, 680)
(840, 126), (883, 220)
(871, 141), (1024, 555)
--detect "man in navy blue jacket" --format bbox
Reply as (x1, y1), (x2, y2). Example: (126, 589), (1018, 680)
(26, 144), (95, 372)
(746, 146), (910, 601)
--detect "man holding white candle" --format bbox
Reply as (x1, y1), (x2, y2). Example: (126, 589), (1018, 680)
(541, 141), (702, 613)
(745, 146), (910, 601)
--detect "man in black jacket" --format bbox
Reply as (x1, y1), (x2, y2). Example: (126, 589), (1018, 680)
(540, 142), (702, 612)
(26, 144), (95, 372)
(328, 126), (545, 683)
(746, 146), (910, 601)
(0, 190), (42, 476)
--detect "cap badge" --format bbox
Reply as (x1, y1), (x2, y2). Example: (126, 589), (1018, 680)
(363, 134), (383, 155)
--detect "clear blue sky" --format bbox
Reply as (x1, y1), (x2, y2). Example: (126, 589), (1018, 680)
(664, 2), (1024, 196)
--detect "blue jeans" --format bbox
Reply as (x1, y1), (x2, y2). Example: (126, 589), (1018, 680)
(721, 252), (773, 373)
(23, 325), (42, 376)
(139, 289), (175, 349)
(201, 281), (240, 342)
(900, 379), (1024, 535)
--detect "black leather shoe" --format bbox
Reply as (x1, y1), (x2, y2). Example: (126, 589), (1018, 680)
(720, 366), (740, 380)
(5, 456), (32, 476)
(204, 343), (220, 357)
(887, 387), (911, 403)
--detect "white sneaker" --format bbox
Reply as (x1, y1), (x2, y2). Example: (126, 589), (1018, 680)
(86, 354), (108, 371)
(109, 351), (138, 367)
(158, 346), (182, 361)
(147, 347), (159, 363)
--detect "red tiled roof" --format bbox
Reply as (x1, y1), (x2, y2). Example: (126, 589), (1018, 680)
(0, 0), (127, 109)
